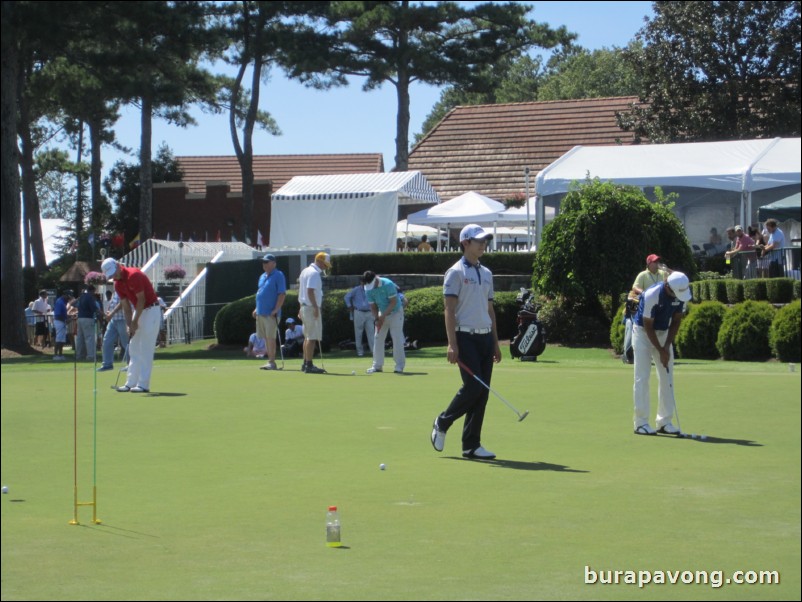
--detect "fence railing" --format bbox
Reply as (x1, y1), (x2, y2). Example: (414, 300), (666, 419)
(728, 246), (801, 280)
(165, 303), (228, 344)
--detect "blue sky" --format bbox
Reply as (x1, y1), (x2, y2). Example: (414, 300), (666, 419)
(102, 1), (654, 174)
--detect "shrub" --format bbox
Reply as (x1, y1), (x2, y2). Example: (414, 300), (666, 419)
(742, 279), (767, 301)
(609, 303), (627, 355)
(538, 296), (609, 347)
(724, 279), (744, 304)
(690, 281), (706, 302)
(766, 278), (794, 303)
(716, 301), (776, 361)
(794, 279), (801, 300)
(707, 279), (729, 303)
(675, 302), (727, 359)
(769, 300), (801, 363)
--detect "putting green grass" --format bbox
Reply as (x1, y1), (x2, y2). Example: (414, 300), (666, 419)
(2, 345), (800, 601)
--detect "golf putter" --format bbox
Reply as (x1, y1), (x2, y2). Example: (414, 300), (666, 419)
(456, 359), (529, 422)
(275, 317), (285, 370)
(112, 345), (130, 390)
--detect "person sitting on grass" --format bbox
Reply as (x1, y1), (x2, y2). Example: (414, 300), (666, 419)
(244, 332), (267, 358)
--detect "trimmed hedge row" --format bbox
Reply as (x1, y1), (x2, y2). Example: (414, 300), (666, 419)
(331, 252), (536, 276)
(690, 277), (798, 304)
(214, 287), (523, 348)
(611, 299), (800, 362)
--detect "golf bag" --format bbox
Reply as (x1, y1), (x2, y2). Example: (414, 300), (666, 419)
(510, 289), (546, 361)
(621, 296), (639, 364)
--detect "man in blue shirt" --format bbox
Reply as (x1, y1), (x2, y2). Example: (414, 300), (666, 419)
(762, 219), (786, 277)
(73, 284), (102, 361)
(632, 271), (692, 436)
(253, 254), (286, 371)
(52, 290), (74, 361)
(362, 270), (405, 374)
(344, 283), (375, 357)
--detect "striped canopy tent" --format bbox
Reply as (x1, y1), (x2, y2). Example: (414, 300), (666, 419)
(270, 171), (440, 253)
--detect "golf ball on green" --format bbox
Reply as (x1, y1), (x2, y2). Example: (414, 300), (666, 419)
(1, 486), (8, 494)
(379, 463), (386, 471)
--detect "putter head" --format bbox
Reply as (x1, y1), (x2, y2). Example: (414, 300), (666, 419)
(518, 410), (530, 422)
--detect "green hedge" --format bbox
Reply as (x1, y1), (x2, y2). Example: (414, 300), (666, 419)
(332, 252), (536, 276)
(609, 303), (627, 355)
(691, 278), (798, 304)
(769, 300), (801, 363)
(675, 301), (728, 359)
(716, 301), (776, 361)
(215, 286), (523, 347)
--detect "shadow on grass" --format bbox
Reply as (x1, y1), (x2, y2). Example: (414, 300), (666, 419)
(145, 392), (188, 398)
(445, 457), (589, 473)
(73, 523), (161, 540)
(655, 433), (762, 447)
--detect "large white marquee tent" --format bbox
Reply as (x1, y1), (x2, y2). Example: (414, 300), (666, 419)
(533, 137), (801, 247)
(270, 171), (440, 253)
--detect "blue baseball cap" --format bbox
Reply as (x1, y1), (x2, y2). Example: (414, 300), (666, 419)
(262, 254), (277, 263)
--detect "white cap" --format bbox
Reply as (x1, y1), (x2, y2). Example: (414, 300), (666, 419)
(459, 224), (493, 242)
(363, 279), (377, 292)
(666, 271), (692, 303)
(101, 257), (118, 279)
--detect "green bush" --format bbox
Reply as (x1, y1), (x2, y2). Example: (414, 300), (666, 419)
(675, 301), (727, 359)
(707, 279), (729, 303)
(609, 303), (627, 355)
(766, 278), (794, 303)
(215, 286), (523, 347)
(742, 279), (768, 301)
(537, 296), (609, 347)
(769, 300), (801, 363)
(690, 281), (706, 302)
(794, 279), (801, 300)
(716, 301), (776, 361)
(724, 279), (744, 304)
(332, 252), (535, 276)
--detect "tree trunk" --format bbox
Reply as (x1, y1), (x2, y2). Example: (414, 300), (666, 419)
(75, 122), (84, 255)
(139, 95), (153, 241)
(393, 19), (410, 172)
(17, 65), (46, 271)
(1, 0), (30, 351)
(89, 115), (102, 232)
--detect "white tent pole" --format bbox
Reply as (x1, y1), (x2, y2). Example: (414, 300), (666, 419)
(525, 167), (531, 249)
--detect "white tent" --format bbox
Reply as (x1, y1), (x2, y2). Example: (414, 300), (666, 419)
(406, 191), (506, 226)
(270, 171), (440, 253)
(534, 137), (801, 246)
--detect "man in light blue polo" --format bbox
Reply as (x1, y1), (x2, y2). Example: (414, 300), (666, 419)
(253, 254), (286, 371)
(362, 270), (405, 374)
(431, 224), (501, 460)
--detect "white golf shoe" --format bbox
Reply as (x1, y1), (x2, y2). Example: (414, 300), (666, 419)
(634, 424), (657, 435)
(462, 446), (496, 460)
(657, 423), (681, 435)
(431, 419), (446, 452)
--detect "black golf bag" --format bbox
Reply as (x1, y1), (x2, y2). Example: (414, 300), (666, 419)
(510, 288), (546, 361)
(621, 296), (639, 364)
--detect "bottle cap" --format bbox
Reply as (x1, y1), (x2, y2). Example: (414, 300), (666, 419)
(328, 506), (337, 511)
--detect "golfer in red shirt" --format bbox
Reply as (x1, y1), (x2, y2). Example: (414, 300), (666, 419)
(101, 258), (161, 393)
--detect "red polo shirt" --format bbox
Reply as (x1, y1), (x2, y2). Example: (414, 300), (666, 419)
(114, 265), (158, 308)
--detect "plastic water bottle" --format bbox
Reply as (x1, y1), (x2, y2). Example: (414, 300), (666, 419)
(326, 506), (342, 547)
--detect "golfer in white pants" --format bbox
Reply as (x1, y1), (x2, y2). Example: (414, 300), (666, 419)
(362, 271), (405, 374)
(632, 272), (692, 435)
(101, 257), (161, 393)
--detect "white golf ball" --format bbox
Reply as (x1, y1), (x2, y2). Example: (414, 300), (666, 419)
(212, 367), (216, 371)
(1, 486), (8, 494)
(379, 463), (386, 471)
(351, 371), (356, 376)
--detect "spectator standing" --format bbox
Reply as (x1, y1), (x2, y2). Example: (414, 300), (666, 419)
(417, 234), (433, 252)
(344, 282), (375, 357)
(762, 219), (786, 277)
(253, 254), (286, 371)
(52, 290), (75, 361)
(299, 252), (331, 374)
(98, 290), (129, 371)
(73, 284), (102, 361)
(32, 290), (51, 347)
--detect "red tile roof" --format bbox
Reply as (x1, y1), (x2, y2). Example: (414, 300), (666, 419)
(175, 153), (384, 194)
(408, 97), (642, 201)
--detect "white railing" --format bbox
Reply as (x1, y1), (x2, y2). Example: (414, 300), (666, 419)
(164, 251), (224, 343)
